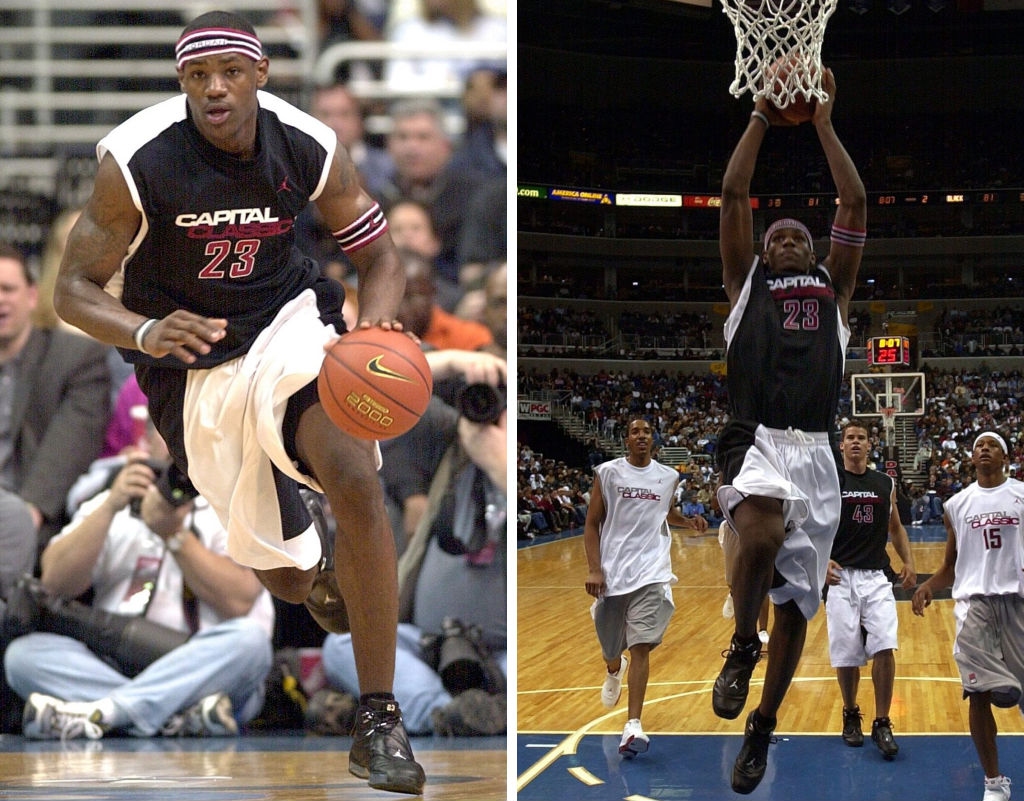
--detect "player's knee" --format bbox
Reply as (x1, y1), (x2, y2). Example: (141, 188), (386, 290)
(990, 686), (1021, 708)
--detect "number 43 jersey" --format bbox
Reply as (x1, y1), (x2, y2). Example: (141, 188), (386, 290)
(723, 257), (849, 433)
(944, 477), (1024, 601)
(832, 467), (894, 570)
(98, 90), (339, 369)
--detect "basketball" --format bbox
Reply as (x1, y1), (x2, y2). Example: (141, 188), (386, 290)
(317, 328), (432, 440)
(765, 55), (816, 125)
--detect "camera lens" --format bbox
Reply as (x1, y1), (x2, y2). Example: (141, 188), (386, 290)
(457, 383), (506, 424)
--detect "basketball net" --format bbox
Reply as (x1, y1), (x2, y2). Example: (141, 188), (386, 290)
(880, 407), (897, 438)
(719, 0), (837, 106)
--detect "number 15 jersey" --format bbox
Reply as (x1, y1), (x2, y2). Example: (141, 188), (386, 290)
(944, 477), (1024, 601)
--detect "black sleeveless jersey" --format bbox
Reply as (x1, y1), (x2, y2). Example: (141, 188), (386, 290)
(99, 90), (345, 369)
(832, 467), (894, 570)
(724, 257), (846, 432)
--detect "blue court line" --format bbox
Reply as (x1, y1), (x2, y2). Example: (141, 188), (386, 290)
(517, 731), (1023, 800)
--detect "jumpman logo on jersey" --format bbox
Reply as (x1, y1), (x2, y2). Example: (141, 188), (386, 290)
(277, 176), (291, 193)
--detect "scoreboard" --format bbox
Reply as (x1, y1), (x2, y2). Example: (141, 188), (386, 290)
(867, 336), (911, 368)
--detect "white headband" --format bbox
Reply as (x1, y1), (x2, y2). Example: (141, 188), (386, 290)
(175, 27), (263, 71)
(973, 431), (1007, 454)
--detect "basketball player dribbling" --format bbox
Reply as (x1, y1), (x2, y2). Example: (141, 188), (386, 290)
(52, 10), (424, 795)
(711, 66), (867, 794)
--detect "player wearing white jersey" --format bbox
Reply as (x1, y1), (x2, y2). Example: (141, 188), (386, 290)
(913, 432), (1024, 801)
(583, 418), (706, 758)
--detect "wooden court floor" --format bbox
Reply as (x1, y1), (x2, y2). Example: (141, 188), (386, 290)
(517, 528), (1024, 780)
(0, 733), (507, 800)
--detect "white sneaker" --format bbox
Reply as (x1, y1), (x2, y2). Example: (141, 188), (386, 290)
(618, 718), (649, 758)
(983, 775), (1011, 801)
(160, 693), (238, 737)
(722, 593), (735, 619)
(23, 693), (106, 741)
(758, 629), (770, 645)
(601, 655), (628, 708)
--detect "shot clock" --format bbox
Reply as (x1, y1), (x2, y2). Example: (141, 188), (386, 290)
(867, 336), (911, 367)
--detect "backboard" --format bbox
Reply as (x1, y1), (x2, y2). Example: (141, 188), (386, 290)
(850, 372), (927, 419)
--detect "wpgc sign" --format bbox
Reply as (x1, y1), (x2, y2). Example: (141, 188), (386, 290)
(518, 398), (551, 420)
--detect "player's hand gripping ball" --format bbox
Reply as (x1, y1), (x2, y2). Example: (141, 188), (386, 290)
(318, 328), (432, 440)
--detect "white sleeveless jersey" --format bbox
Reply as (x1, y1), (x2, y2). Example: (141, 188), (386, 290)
(944, 477), (1024, 601)
(594, 457), (680, 597)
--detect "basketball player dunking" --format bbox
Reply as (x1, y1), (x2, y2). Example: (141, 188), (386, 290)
(52, 10), (424, 795)
(712, 66), (867, 794)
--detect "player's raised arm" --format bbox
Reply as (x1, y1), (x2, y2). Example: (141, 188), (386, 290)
(814, 68), (867, 316)
(719, 111), (765, 305)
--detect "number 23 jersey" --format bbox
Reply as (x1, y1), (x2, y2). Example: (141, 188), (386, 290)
(724, 257), (849, 433)
(98, 90), (339, 369)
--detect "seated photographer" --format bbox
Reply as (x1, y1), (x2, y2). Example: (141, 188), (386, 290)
(317, 350), (507, 736)
(2, 422), (274, 740)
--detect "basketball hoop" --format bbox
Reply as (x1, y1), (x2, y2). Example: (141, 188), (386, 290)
(719, 0), (837, 106)
(880, 407), (897, 434)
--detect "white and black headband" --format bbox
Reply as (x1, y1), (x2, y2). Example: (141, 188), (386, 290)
(175, 27), (263, 70)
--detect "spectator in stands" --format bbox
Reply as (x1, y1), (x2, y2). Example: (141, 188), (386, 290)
(395, 249), (493, 351)
(379, 99), (485, 284)
(315, 0), (385, 82)
(4, 425), (274, 741)
(292, 82), (394, 301)
(384, 0), (506, 96)
(100, 373), (150, 459)
(451, 68), (506, 180)
(31, 210), (133, 407)
(913, 438), (933, 472)
(386, 199), (460, 311)
(459, 66), (504, 137)
(457, 178), (506, 272)
(0, 242), (110, 548)
(312, 82), (393, 199)
(318, 349), (507, 738)
(31, 209), (84, 335)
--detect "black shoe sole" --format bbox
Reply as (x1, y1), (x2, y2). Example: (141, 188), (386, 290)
(369, 773), (426, 795)
(350, 758), (426, 795)
(843, 735), (864, 747)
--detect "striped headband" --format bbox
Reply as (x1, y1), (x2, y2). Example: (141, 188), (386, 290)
(973, 431), (1008, 454)
(763, 218), (814, 251)
(175, 27), (263, 70)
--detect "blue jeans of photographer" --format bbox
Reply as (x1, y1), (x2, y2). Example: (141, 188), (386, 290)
(322, 623), (508, 734)
(4, 618), (271, 735)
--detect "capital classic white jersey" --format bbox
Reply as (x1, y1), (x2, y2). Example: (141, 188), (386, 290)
(594, 457), (680, 597)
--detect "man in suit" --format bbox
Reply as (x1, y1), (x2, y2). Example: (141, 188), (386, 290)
(0, 242), (110, 549)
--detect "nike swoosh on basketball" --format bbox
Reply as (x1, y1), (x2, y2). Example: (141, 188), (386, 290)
(366, 355), (413, 382)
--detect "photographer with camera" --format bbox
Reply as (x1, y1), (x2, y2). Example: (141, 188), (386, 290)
(317, 347), (507, 736)
(2, 418), (275, 741)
